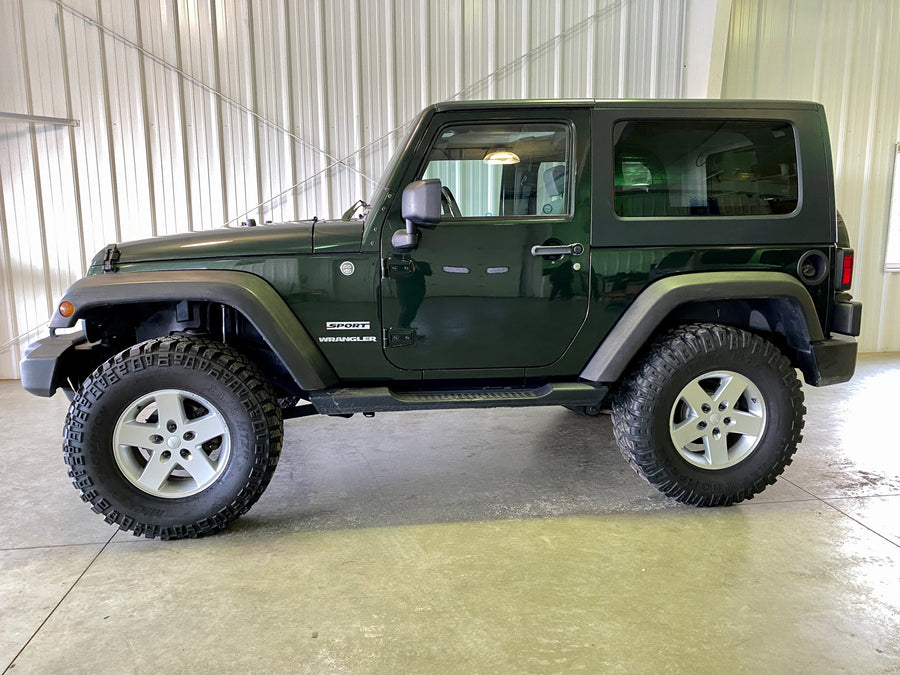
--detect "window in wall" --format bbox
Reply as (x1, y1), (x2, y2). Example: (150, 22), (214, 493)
(885, 143), (900, 272)
(421, 123), (571, 218)
(614, 120), (799, 218)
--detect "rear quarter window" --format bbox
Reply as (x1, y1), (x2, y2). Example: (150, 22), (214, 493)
(614, 120), (799, 219)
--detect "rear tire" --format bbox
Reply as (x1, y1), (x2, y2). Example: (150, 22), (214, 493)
(64, 336), (283, 539)
(612, 324), (805, 506)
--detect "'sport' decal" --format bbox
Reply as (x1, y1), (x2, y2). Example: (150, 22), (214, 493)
(326, 321), (371, 330)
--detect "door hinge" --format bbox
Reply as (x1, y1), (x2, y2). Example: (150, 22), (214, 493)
(383, 257), (415, 279)
(383, 327), (417, 348)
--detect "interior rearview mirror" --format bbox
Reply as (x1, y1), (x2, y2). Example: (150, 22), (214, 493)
(393, 178), (442, 251)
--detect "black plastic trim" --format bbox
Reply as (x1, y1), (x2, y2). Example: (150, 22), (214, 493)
(831, 300), (862, 336)
(806, 336), (858, 386)
(47, 270), (338, 391)
(579, 271), (824, 383)
(20, 332), (86, 397)
(309, 382), (608, 414)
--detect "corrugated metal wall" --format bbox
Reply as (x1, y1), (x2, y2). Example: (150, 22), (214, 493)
(4, 0), (898, 379)
(722, 0), (900, 352)
(0, 0), (687, 379)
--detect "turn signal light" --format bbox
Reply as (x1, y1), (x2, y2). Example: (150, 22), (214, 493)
(58, 301), (75, 317)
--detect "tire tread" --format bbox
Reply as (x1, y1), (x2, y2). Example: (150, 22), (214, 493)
(64, 336), (283, 539)
(611, 323), (805, 506)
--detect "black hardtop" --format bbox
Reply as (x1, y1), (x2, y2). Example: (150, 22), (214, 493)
(431, 98), (823, 114)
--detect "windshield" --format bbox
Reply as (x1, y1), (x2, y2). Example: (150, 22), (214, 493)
(361, 110), (429, 241)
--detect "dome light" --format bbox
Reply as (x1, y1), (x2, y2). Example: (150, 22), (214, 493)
(483, 150), (520, 165)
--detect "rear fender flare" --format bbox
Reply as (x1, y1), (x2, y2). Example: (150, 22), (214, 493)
(579, 271), (824, 383)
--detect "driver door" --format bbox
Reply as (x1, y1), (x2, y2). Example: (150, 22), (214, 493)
(380, 110), (591, 372)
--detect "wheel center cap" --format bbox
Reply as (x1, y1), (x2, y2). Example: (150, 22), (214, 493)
(709, 413), (722, 425)
(166, 436), (181, 450)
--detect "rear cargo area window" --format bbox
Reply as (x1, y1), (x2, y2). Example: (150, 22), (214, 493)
(614, 120), (799, 218)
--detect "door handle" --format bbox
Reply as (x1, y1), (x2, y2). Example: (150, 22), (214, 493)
(531, 243), (584, 257)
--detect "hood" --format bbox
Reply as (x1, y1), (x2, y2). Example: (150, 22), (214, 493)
(90, 220), (364, 266)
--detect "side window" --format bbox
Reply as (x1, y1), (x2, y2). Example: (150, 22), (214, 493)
(614, 120), (799, 218)
(421, 123), (571, 218)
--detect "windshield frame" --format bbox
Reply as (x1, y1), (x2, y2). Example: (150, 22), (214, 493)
(361, 108), (433, 245)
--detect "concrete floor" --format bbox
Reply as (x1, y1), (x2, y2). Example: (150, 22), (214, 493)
(1, 354), (899, 673)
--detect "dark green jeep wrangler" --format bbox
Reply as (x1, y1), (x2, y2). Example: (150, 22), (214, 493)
(22, 100), (862, 539)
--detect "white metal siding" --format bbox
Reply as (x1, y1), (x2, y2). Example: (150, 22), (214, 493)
(0, 0), (687, 379)
(722, 0), (900, 352)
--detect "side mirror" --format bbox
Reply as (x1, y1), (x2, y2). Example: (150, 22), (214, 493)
(393, 179), (441, 251)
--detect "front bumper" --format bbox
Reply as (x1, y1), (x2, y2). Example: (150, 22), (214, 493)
(20, 332), (86, 397)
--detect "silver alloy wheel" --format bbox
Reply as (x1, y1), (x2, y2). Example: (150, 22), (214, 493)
(668, 370), (767, 470)
(113, 389), (232, 498)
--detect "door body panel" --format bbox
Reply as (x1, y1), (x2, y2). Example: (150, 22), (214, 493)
(380, 109), (592, 372)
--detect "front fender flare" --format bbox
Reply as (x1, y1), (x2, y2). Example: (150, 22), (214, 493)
(579, 271), (825, 383)
(50, 270), (338, 391)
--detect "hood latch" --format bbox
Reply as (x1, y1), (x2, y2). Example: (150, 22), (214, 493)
(103, 244), (120, 273)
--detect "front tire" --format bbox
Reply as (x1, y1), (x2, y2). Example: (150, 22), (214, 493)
(64, 337), (283, 539)
(612, 324), (805, 506)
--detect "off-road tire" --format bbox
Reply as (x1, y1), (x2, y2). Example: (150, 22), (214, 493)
(612, 323), (805, 506)
(64, 336), (283, 539)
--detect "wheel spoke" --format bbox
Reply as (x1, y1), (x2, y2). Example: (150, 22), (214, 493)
(679, 380), (712, 414)
(728, 410), (765, 438)
(671, 419), (704, 449)
(184, 412), (227, 446)
(136, 452), (177, 492)
(714, 373), (752, 409)
(117, 420), (157, 449)
(178, 449), (218, 486)
(154, 391), (187, 429)
(704, 433), (730, 466)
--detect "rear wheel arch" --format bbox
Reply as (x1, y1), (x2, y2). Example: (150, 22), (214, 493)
(580, 272), (825, 385)
(661, 296), (819, 377)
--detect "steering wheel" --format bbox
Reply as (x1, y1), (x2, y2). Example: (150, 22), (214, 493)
(441, 186), (462, 218)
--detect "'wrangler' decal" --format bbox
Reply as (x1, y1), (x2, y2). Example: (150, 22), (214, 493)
(318, 336), (377, 343)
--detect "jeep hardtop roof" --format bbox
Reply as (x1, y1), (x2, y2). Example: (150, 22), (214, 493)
(431, 99), (823, 113)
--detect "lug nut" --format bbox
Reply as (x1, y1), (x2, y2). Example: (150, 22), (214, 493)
(698, 421), (708, 429)
(161, 450), (171, 461)
(183, 431), (195, 441)
(167, 421), (178, 433)
(701, 404), (711, 413)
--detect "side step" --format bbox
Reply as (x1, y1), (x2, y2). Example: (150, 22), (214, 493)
(308, 382), (608, 415)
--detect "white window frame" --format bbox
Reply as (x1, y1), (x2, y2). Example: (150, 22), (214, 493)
(886, 143), (900, 272)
